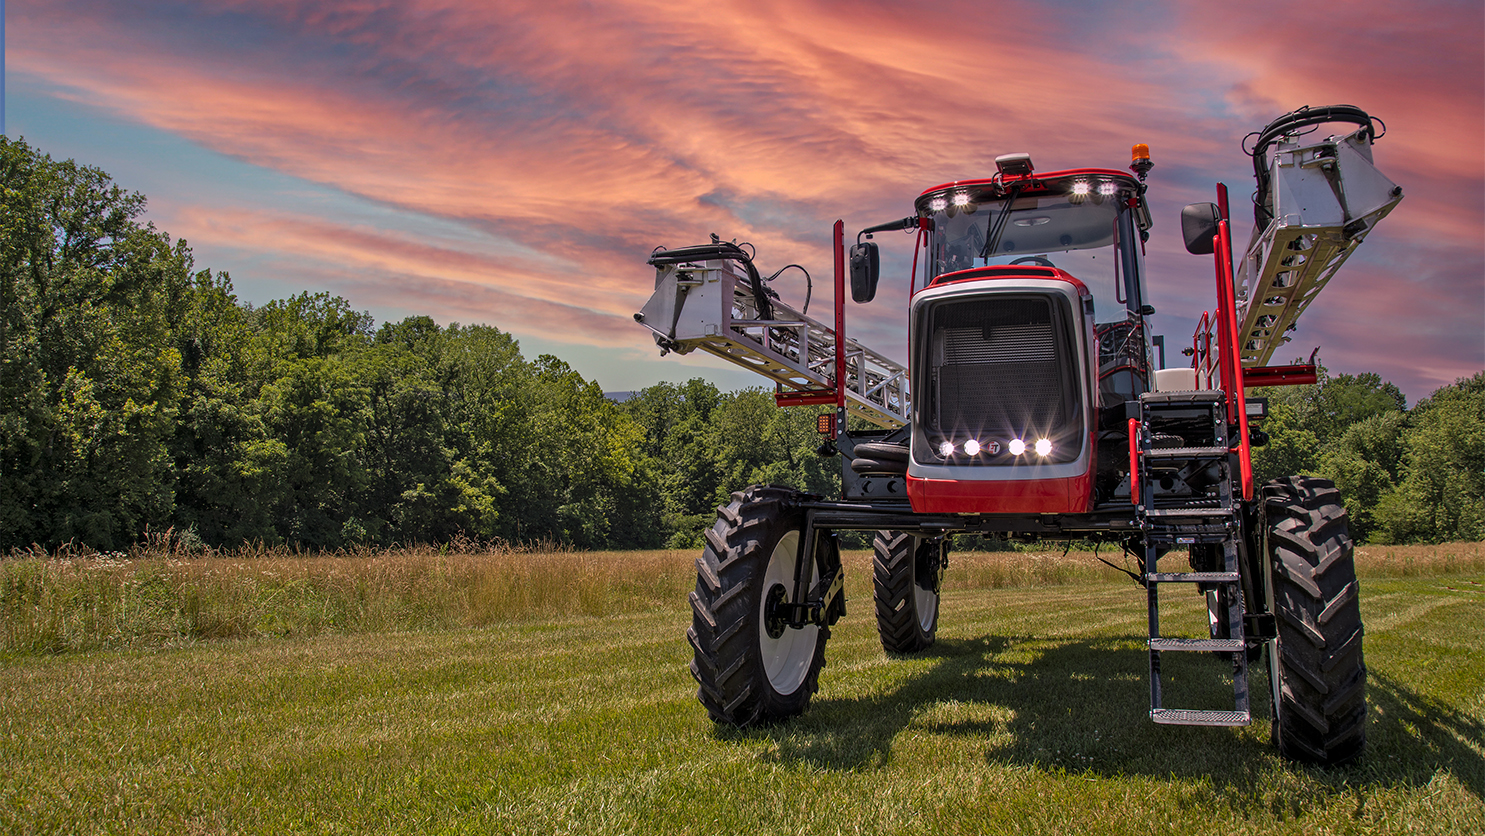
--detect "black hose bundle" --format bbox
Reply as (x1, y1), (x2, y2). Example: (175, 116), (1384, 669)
(1245, 105), (1384, 229)
(648, 242), (774, 321)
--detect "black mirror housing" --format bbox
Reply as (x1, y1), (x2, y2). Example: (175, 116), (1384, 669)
(1181, 203), (1221, 255)
(849, 242), (880, 303)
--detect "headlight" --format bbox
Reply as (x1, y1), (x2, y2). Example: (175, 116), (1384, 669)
(963, 439), (981, 456)
(1035, 438), (1053, 457)
(939, 440), (956, 458)
(1008, 438), (1026, 456)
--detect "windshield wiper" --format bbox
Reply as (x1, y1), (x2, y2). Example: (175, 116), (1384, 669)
(979, 183), (1026, 262)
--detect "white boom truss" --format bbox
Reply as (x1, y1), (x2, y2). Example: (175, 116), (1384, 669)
(1235, 126), (1403, 367)
(635, 258), (909, 427)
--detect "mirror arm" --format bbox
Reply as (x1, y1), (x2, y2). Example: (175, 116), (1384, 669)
(857, 216), (918, 243)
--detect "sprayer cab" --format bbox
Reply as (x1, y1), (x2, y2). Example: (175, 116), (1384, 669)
(904, 165), (1157, 513)
(916, 165), (1153, 327)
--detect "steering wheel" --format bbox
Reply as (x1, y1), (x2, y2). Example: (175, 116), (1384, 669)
(1010, 255), (1056, 268)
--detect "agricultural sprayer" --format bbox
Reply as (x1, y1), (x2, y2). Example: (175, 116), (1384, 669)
(635, 105), (1401, 765)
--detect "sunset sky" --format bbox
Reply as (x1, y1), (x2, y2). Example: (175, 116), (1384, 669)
(8, 0), (1483, 403)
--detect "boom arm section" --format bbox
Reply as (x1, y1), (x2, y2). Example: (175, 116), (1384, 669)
(635, 247), (909, 428)
(1235, 119), (1403, 367)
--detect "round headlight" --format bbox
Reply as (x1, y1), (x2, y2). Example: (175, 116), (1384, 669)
(939, 440), (956, 458)
(1008, 438), (1026, 456)
(963, 439), (981, 456)
(1035, 438), (1053, 457)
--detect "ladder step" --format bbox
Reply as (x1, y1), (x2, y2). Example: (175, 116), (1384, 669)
(1143, 507), (1233, 518)
(1150, 708), (1251, 727)
(1149, 638), (1245, 652)
(1143, 446), (1231, 459)
(1147, 572), (1239, 583)
(1140, 391), (1226, 405)
(1146, 531), (1231, 544)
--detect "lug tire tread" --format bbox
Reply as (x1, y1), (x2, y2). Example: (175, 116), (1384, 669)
(1264, 475), (1367, 766)
(688, 485), (830, 727)
(872, 531), (939, 653)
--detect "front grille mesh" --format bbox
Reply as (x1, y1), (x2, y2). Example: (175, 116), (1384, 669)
(940, 323), (1055, 363)
(930, 297), (1069, 432)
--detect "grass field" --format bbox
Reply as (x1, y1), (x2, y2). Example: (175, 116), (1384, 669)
(2, 543), (1482, 834)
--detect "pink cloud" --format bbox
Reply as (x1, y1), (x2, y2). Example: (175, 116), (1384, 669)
(168, 203), (646, 347)
(11, 0), (1481, 401)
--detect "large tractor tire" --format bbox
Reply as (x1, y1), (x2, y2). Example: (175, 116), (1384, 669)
(687, 485), (832, 726)
(872, 531), (942, 653)
(1263, 476), (1367, 766)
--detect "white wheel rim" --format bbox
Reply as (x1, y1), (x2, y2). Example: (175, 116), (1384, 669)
(758, 530), (820, 695)
(915, 580), (939, 632)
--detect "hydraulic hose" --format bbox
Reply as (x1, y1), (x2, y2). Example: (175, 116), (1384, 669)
(648, 242), (773, 321)
(1247, 105), (1382, 229)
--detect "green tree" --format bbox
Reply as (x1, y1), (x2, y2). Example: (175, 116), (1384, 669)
(623, 379), (725, 547)
(710, 388), (836, 502)
(1, 137), (191, 548)
(1374, 373), (1485, 543)
(434, 323), (528, 542)
(509, 356), (660, 548)
(1310, 372), (1406, 442)
(238, 293), (374, 547)
(1251, 366), (1408, 496)
(1320, 410), (1408, 541)
(166, 268), (298, 546)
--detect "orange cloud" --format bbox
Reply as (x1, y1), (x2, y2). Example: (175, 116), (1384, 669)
(11, 0), (1481, 398)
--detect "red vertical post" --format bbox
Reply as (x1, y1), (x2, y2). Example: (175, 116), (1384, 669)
(1127, 418), (1141, 506)
(833, 220), (847, 425)
(1213, 184), (1253, 500)
(909, 217), (929, 299)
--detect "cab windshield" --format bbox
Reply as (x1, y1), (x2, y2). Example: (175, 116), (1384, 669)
(922, 182), (1138, 325)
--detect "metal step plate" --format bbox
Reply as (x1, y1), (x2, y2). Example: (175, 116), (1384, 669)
(1143, 507), (1234, 518)
(1148, 638), (1245, 652)
(1150, 708), (1251, 727)
(1143, 446), (1231, 459)
(1147, 572), (1239, 583)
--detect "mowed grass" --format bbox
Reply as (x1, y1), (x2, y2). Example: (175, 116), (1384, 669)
(2, 543), (1482, 834)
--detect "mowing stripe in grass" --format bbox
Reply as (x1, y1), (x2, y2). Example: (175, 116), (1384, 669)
(2, 550), (1483, 834)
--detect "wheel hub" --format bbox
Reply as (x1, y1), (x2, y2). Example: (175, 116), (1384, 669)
(915, 542), (945, 595)
(763, 583), (789, 639)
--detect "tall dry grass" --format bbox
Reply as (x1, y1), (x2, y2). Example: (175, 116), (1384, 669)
(0, 538), (696, 656)
(1352, 541), (1485, 577)
(4, 536), (1479, 657)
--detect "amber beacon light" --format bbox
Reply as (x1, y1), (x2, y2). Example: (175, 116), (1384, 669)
(1130, 143), (1153, 180)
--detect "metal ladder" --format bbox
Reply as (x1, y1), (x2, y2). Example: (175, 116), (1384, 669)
(1134, 391), (1251, 727)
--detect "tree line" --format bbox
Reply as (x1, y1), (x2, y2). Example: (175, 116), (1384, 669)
(2, 137), (1480, 552)
(0, 137), (836, 551)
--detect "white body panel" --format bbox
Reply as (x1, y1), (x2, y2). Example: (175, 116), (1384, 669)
(905, 276), (1095, 482)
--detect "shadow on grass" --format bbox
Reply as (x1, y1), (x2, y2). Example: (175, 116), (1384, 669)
(724, 635), (1482, 802)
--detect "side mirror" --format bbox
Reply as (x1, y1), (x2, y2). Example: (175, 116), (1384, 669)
(1180, 203), (1221, 255)
(849, 242), (880, 303)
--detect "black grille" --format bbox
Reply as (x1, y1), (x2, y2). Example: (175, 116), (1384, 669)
(927, 297), (1073, 435)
